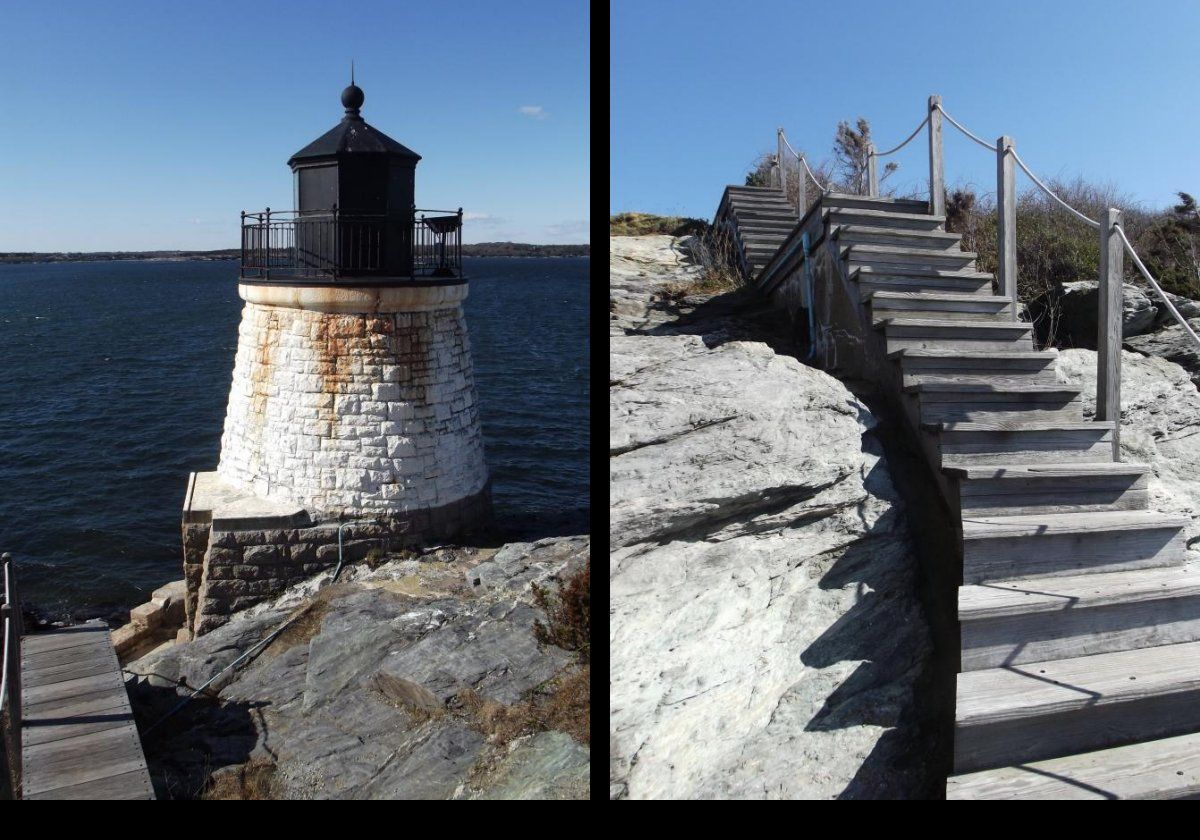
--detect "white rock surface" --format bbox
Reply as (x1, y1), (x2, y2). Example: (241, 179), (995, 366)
(609, 236), (931, 800)
(1056, 349), (1200, 552)
(1124, 316), (1200, 390)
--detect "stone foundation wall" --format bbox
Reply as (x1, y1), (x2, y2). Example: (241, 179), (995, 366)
(186, 484), (491, 635)
(217, 294), (488, 518)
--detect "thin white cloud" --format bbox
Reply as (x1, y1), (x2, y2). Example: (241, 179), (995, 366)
(518, 105), (547, 120)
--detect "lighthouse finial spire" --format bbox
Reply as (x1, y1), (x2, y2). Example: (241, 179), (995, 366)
(351, 60), (354, 86)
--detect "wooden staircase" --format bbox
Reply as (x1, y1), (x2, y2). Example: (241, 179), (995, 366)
(714, 185), (799, 282)
(717, 185), (1199, 799)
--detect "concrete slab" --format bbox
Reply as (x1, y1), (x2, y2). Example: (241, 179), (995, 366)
(184, 471), (310, 530)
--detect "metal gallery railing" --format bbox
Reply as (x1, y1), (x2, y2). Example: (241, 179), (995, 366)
(775, 96), (1200, 458)
(240, 207), (464, 282)
(1, 552), (21, 799)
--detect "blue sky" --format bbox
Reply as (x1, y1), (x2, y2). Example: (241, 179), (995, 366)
(613, 0), (1200, 220)
(0, 0), (589, 250)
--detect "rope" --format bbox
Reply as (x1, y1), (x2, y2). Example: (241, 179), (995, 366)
(1112, 223), (1200, 350)
(1009, 148), (1100, 228)
(872, 114), (930, 158)
(935, 104), (999, 152)
(779, 130), (830, 193)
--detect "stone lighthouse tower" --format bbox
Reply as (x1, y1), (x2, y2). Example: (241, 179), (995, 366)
(181, 79), (490, 635)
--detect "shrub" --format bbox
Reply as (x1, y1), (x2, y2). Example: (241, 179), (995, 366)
(610, 212), (708, 237)
(532, 561), (590, 663)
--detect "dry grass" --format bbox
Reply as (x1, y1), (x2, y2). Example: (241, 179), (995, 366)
(660, 227), (744, 300)
(201, 758), (278, 800)
(456, 665), (590, 747)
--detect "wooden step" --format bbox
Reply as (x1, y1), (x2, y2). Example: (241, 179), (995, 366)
(732, 208), (798, 223)
(852, 266), (995, 297)
(905, 382), (1083, 424)
(891, 349), (1058, 385)
(735, 221), (797, 234)
(879, 319), (1034, 353)
(946, 462), (1150, 516)
(835, 225), (962, 251)
(954, 639), (1200, 773)
(958, 565), (1200, 670)
(821, 193), (930, 213)
(870, 291), (1014, 324)
(845, 243), (976, 272)
(826, 207), (946, 231)
(931, 421), (1117, 467)
(947, 730), (1200, 799)
(960, 510), (1188, 584)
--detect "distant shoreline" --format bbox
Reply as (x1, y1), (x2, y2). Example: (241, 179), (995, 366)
(0, 243), (590, 265)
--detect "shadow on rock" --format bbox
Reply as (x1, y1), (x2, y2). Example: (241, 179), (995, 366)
(632, 286), (802, 357)
(129, 679), (265, 800)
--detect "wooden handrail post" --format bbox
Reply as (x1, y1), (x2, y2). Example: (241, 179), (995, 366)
(996, 136), (1017, 314)
(797, 152), (809, 218)
(776, 128), (784, 193)
(928, 95), (945, 217)
(1097, 207), (1124, 460)
(866, 145), (878, 197)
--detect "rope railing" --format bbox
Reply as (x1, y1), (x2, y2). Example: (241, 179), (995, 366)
(764, 95), (1200, 458)
(934, 103), (999, 152)
(779, 129), (830, 193)
(871, 113), (931, 158)
(1113, 224), (1200, 350)
(1010, 148), (1101, 229)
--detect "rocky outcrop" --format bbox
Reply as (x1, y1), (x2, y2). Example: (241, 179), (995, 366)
(1030, 280), (1157, 348)
(610, 234), (798, 353)
(1055, 348), (1200, 552)
(125, 536), (589, 800)
(609, 235), (933, 800)
(1124, 316), (1200, 391)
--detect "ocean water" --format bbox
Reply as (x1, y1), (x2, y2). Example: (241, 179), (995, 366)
(0, 257), (589, 621)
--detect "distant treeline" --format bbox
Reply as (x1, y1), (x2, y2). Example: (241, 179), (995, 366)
(0, 242), (588, 265)
(461, 242), (589, 257)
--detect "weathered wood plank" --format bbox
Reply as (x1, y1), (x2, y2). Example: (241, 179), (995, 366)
(1096, 208), (1124, 458)
(22, 670), (125, 708)
(25, 767), (154, 800)
(22, 710), (134, 748)
(21, 625), (108, 655)
(21, 637), (113, 670)
(23, 657), (122, 689)
(955, 639), (1200, 772)
(928, 96), (944, 216)
(947, 730), (1200, 800)
(996, 136), (1017, 311)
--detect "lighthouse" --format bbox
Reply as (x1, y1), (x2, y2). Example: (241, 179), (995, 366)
(181, 79), (490, 635)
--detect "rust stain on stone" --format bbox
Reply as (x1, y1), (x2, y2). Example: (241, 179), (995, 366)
(250, 308), (280, 435)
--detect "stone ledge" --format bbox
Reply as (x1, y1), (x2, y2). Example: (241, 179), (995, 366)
(184, 471), (310, 530)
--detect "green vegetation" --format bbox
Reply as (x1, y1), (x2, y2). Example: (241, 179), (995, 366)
(609, 212), (708, 237)
(946, 181), (1200, 323)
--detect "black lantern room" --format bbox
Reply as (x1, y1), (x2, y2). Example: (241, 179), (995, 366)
(287, 82), (420, 218)
(240, 79), (464, 285)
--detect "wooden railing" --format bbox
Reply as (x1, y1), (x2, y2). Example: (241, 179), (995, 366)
(775, 96), (1200, 461)
(1, 552), (21, 799)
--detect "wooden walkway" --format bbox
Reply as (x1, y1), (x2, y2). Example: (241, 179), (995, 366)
(20, 620), (154, 799)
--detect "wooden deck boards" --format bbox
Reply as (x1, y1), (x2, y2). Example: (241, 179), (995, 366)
(19, 621), (154, 800)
